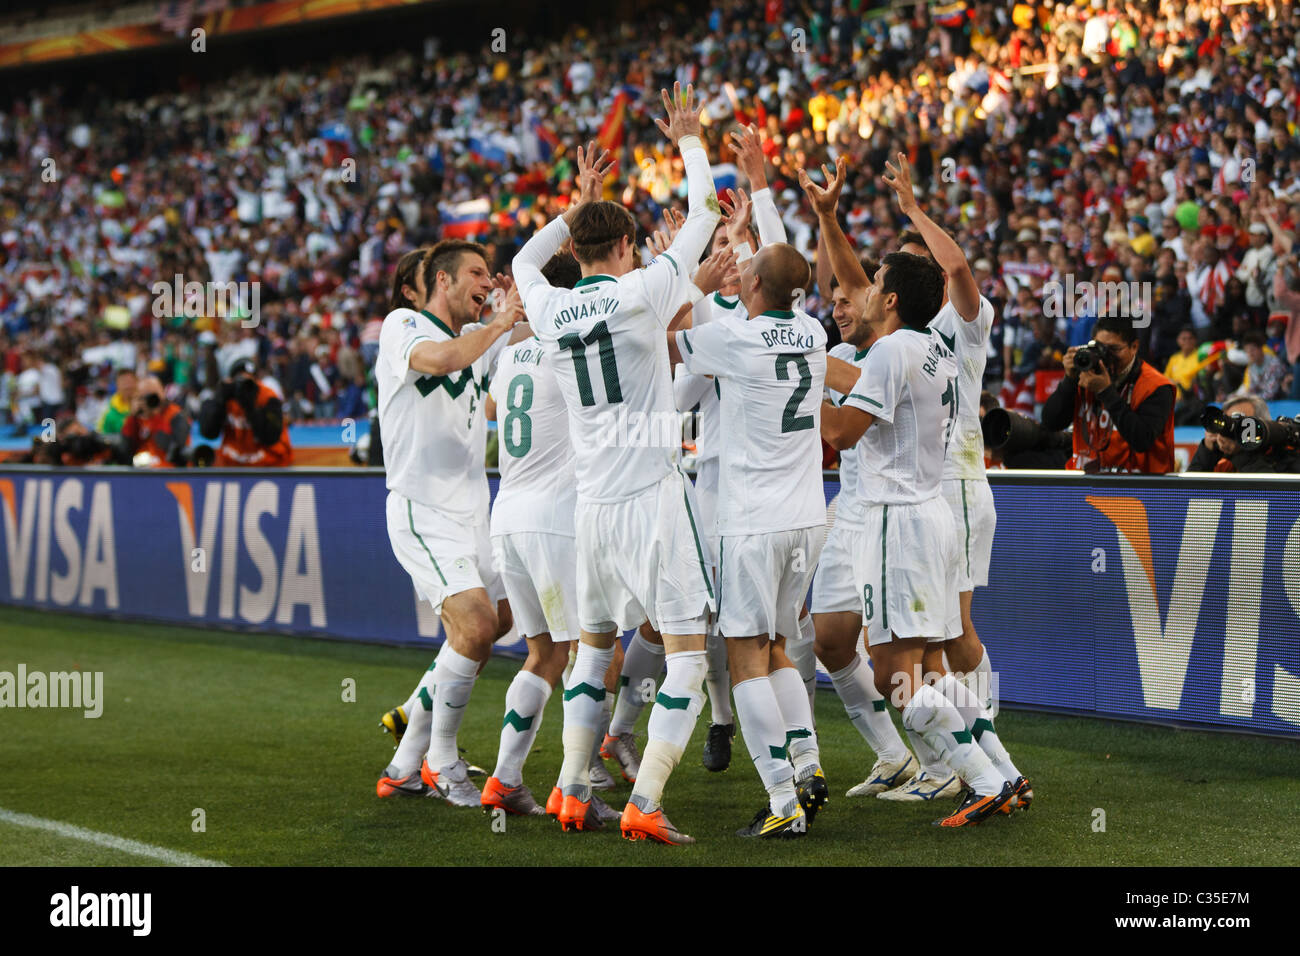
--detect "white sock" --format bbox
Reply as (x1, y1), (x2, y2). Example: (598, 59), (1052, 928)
(492, 669), (552, 787)
(828, 655), (910, 763)
(559, 643), (615, 801)
(425, 645), (480, 771)
(904, 726), (952, 779)
(901, 683), (1004, 796)
(629, 649), (705, 811)
(770, 664), (820, 780)
(960, 645), (997, 716)
(704, 630), (733, 725)
(937, 673), (1019, 783)
(791, 614), (819, 721)
(609, 632), (665, 736)
(733, 676), (799, 817)
(387, 678), (434, 777)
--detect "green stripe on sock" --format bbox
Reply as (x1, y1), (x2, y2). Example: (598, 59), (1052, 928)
(417, 687), (433, 711)
(563, 682), (606, 702)
(502, 709), (535, 732)
(972, 717), (994, 741)
(785, 729), (812, 745)
(872, 699), (887, 712)
(768, 744), (788, 760)
(952, 728), (972, 745)
(655, 691), (691, 710)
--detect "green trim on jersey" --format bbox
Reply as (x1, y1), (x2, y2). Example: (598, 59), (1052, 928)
(408, 501), (447, 586)
(935, 328), (957, 353)
(681, 479), (714, 600)
(414, 366), (480, 399)
(854, 347), (870, 361)
(848, 393), (882, 408)
(880, 504), (889, 632)
(717, 538), (725, 616)
(960, 480), (971, 579)
(574, 274), (616, 288)
(419, 310), (455, 338)
(713, 292), (740, 309)
(680, 332), (694, 354)
(403, 335), (433, 360)
(759, 308), (795, 320)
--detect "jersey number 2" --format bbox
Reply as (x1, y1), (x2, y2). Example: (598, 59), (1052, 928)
(775, 353), (814, 433)
(558, 320), (623, 406)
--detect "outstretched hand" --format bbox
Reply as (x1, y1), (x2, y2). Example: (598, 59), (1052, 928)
(730, 123), (767, 190)
(881, 152), (919, 214)
(798, 155), (847, 218)
(654, 82), (704, 145)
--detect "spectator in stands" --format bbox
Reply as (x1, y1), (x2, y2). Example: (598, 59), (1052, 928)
(198, 358), (293, 467)
(1236, 329), (1288, 401)
(97, 368), (138, 436)
(120, 375), (190, 468)
(1042, 316), (1177, 474)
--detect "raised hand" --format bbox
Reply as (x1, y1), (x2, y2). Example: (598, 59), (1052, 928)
(881, 152), (919, 215)
(576, 140), (615, 205)
(730, 123), (768, 191)
(654, 81), (703, 146)
(724, 187), (753, 248)
(693, 244), (740, 296)
(646, 207), (685, 257)
(798, 155), (847, 218)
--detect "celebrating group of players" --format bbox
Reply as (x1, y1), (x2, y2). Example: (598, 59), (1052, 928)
(370, 83), (1032, 844)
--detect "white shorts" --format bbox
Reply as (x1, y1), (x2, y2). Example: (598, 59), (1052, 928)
(942, 478), (996, 591)
(386, 491), (505, 615)
(810, 519), (859, 614)
(491, 531), (579, 642)
(717, 527), (823, 640)
(848, 497), (959, 647)
(575, 471), (715, 635)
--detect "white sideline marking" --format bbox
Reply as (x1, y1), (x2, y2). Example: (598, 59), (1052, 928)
(0, 807), (228, 867)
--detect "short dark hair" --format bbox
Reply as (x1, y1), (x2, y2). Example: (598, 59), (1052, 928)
(421, 239), (489, 294)
(570, 201), (636, 264)
(897, 230), (931, 257)
(1092, 315), (1138, 344)
(880, 252), (944, 330)
(1241, 329), (1267, 348)
(541, 250), (582, 290)
(389, 247), (428, 311)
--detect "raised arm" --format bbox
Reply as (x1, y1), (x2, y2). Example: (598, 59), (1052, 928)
(731, 123), (786, 246)
(657, 83), (721, 268)
(882, 152), (979, 322)
(799, 157), (869, 299)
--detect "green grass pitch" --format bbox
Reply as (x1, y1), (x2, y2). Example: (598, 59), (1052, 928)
(2, 606), (1298, 867)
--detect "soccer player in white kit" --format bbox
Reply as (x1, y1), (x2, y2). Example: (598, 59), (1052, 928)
(887, 153), (1032, 813)
(799, 163), (927, 800)
(514, 88), (729, 844)
(373, 242), (526, 806)
(669, 242), (827, 838)
(819, 249), (1017, 827)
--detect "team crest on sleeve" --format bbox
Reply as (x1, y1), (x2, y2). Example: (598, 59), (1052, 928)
(402, 314), (416, 328)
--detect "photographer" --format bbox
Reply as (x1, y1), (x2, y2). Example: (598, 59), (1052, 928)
(1188, 397), (1300, 473)
(120, 375), (190, 467)
(1041, 316), (1177, 473)
(198, 359), (293, 467)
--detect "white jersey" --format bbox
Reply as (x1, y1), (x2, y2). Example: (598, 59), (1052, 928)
(488, 337), (577, 537)
(377, 307), (506, 520)
(514, 139), (719, 503)
(677, 306), (827, 535)
(827, 341), (872, 527)
(929, 295), (995, 480)
(843, 327), (958, 505)
(675, 293), (738, 467)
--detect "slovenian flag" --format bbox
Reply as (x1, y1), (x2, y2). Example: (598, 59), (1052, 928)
(530, 116), (560, 163)
(710, 163), (738, 199)
(469, 135), (510, 166)
(441, 199), (491, 239)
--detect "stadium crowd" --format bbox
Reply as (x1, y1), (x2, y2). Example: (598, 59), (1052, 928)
(3, 0), (1300, 462)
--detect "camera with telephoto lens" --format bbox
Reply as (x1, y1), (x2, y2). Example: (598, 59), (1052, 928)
(982, 407), (1070, 457)
(1073, 340), (1111, 374)
(1201, 405), (1300, 451)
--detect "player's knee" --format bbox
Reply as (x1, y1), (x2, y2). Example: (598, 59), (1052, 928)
(494, 601), (514, 640)
(814, 635), (853, 673)
(457, 607), (500, 657)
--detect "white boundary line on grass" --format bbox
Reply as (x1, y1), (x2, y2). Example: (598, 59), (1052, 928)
(0, 807), (228, 867)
